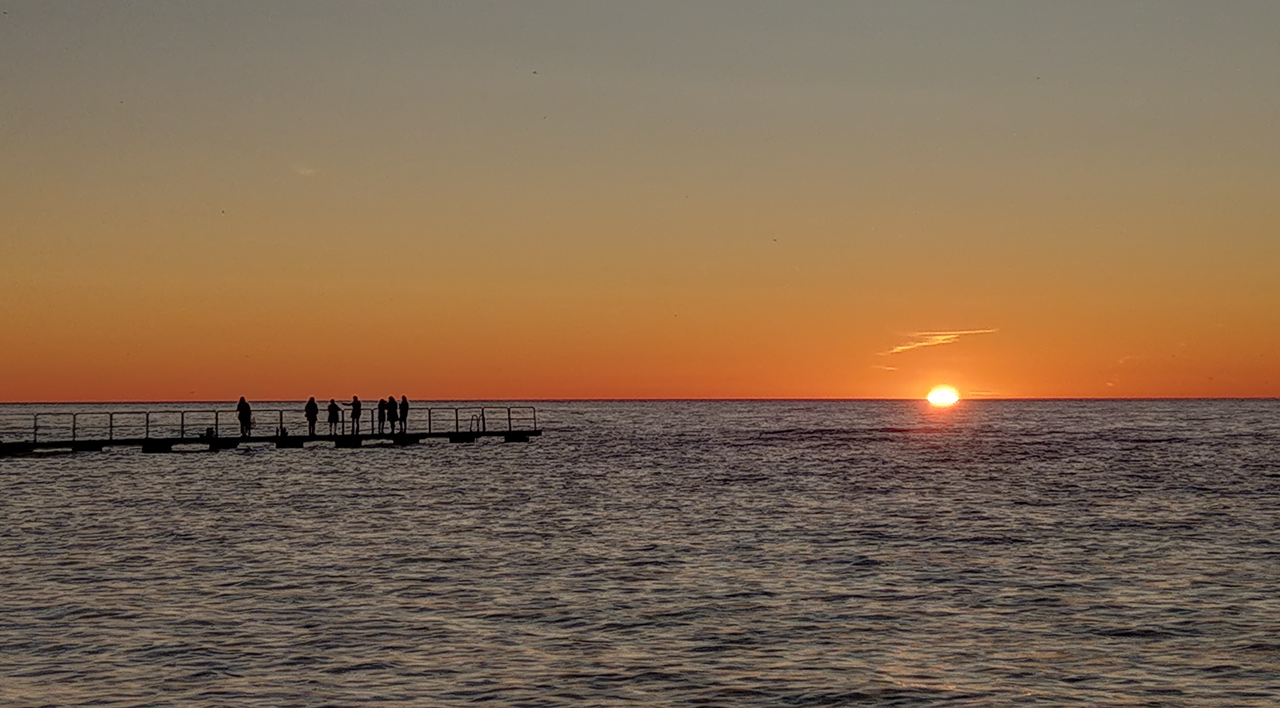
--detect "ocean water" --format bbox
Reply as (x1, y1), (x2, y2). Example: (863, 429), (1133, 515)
(1, 400), (1277, 706)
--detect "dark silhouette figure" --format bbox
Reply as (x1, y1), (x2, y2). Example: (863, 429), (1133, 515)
(386, 394), (398, 434)
(377, 398), (387, 434)
(304, 397), (319, 436)
(349, 396), (362, 434)
(236, 397), (252, 437)
(327, 399), (340, 435)
(398, 396), (409, 434)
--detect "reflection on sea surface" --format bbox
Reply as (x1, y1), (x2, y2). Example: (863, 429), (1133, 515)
(1, 400), (1278, 706)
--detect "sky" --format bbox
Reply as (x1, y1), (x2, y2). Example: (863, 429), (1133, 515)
(2, 1), (1278, 401)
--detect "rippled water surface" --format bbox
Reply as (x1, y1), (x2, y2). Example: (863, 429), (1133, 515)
(2, 400), (1278, 706)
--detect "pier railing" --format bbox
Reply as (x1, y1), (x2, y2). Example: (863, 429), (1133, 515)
(0, 405), (540, 445)
(426, 407), (538, 435)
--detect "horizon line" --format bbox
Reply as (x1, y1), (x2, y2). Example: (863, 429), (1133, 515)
(1, 396), (1277, 405)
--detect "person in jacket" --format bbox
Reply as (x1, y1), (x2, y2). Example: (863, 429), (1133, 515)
(349, 396), (362, 434)
(236, 397), (252, 437)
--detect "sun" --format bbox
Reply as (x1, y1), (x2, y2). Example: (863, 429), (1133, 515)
(926, 385), (960, 407)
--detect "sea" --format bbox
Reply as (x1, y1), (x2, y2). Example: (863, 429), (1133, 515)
(1, 399), (1277, 707)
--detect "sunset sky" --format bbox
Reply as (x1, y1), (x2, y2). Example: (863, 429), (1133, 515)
(2, 1), (1278, 401)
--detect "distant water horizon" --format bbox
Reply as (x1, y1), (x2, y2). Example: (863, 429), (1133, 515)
(2, 400), (1277, 706)
(2, 396), (1278, 405)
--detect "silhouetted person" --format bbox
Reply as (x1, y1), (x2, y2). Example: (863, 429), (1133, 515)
(236, 396), (252, 437)
(304, 397), (319, 436)
(398, 396), (409, 433)
(349, 396), (362, 434)
(377, 398), (387, 434)
(327, 399), (340, 435)
(386, 394), (399, 434)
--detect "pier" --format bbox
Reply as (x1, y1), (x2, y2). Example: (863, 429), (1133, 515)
(0, 405), (541, 456)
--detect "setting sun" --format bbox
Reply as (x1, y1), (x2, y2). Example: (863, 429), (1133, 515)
(926, 386), (960, 407)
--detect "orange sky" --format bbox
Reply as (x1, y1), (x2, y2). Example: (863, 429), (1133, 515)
(2, 3), (1278, 401)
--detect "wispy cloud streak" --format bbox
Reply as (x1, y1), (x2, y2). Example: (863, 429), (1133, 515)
(881, 329), (997, 355)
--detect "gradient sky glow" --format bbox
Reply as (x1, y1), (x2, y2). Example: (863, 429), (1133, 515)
(2, 1), (1278, 400)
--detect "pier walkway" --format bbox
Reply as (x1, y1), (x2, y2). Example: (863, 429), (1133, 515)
(0, 405), (540, 456)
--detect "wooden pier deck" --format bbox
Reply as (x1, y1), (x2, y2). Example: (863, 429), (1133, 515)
(0, 405), (540, 457)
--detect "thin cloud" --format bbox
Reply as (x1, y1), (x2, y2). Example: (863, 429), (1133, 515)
(881, 329), (997, 356)
(293, 164), (320, 177)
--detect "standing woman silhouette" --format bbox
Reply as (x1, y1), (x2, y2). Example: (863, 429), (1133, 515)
(304, 397), (319, 436)
(327, 399), (340, 435)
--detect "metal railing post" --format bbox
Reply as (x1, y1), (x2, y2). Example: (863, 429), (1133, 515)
(32, 414), (39, 443)
(507, 407), (512, 431)
(215, 411), (220, 438)
(454, 408), (460, 433)
(72, 413), (77, 441)
(278, 410), (284, 436)
(109, 413), (114, 441)
(180, 411), (185, 438)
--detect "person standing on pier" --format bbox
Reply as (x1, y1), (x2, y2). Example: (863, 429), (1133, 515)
(236, 397), (252, 437)
(349, 396), (362, 434)
(327, 399), (340, 435)
(386, 394), (398, 435)
(399, 396), (409, 434)
(304, 397), (319, 436)
(377, 398), (387, 434)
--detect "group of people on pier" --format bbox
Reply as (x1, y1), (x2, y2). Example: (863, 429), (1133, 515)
(235, 396), (411, 437)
